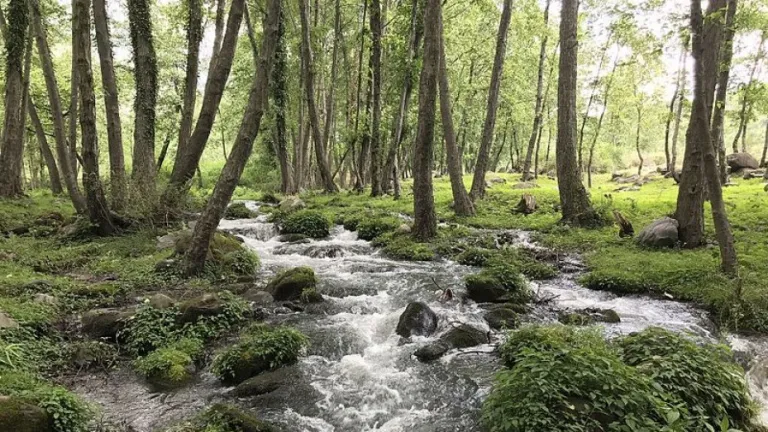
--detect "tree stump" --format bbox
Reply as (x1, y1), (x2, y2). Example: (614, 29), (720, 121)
(612, 210), (634, 238)
(516, 194), (536, 215)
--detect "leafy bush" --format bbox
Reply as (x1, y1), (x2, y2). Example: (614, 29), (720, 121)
(617, 327), (755, 430)
(134, 338), (203, 385)
(223, 202), (256, 219)
(499, 325), (607, 368)
(455, 248), (494, 266)
(357, 217), (400, 241)
(121, 306), (181, 356)
(211, 325), (308, 385)
(167, 403), (277, 432)
(280, 210), (330, 239)
(173, 231), (260, 278)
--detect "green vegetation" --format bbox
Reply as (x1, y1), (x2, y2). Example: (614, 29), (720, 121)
(211, 324), (308, 385)
(357, 217), (401, 241)
(223, 202), (257, 219)
(167, 403), (277, 432)
(134, 338), (204, 386)
(173, 231), (260, 279)
(279, 210), (331, 239)
(484, 325), (758, 432)
(372, 233), (436, 261)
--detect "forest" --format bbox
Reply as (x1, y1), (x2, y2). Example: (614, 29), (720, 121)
(1, 0), (768, 430)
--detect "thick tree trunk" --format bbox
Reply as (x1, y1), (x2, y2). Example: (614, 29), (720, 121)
(0, 0), (28, 197)
(185, 0), (280, 275)
(469, 0), (512, 201)
(412, 0), (440, 239)
(29, 101), (64, 194)
(556, 0), (594, 225)
(128, 0), (158, 193)
(93, 0), (126, 209)
(521, 0), (550, 182)
(369, 0), (384, 196)
(272, 10), (294, 194)
(177, 0), (203, 170)
(711, 0), (737, 184)
(74, 0), (116, 235)
(676, 0), (725, 248)
(28, 0), (87, 212)
(166, 0), (244, 200)
(438, 20), (474, 217)
(300, 0), (338, 193)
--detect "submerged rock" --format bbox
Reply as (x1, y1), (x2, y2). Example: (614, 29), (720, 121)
(559, 308), (620, 326)
(201, 404), (278, 432)
(81, 308), (134, 339)
(413, 341), (451, 362)
(396, 302), (438, 338)
(233, 366), (299, 397)
(276, 233), (309, 243)
(636, 217), (679, 248)
(484, 306), (520, 330)
(243, 289), (274, 305)
(0, 397), (53, 432)
(414, 324), (489, 362)
(265, 267), (318, 301)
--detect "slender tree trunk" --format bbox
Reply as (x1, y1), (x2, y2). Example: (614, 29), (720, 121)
(761, 120), (768, 168)
(28, 0), (87, 212)
(166, 0), (244, 200)
(29, 101), (64, 194)
(156, 130), (173, 172)
(732, 33), (765, 154)
(300, 0), (338, 193)
(556, 0), (594, 226)
(177, 0), (203, 169)
(664, 49), (683, 173)
(587, 55), (618, 187)
(74, 0), (115, 235)
(578, 30), (613, 175)
(272, 10), (294, 194)
(412, 0), (440, 240)
(469, 0), (513, 201)
(209, 0), (227, 73)
(521, 0), (550, 182)
(185, 0), (280, 275)
(492, 124), (508, 172)
(0, 0), (28, 197)
(438, 19), (474, 217)
(635, 106), (643, 177)
(671, 39), (689, 174)
(93, 0), (126, 209)
(69, 0), (79, 177)
(128, 0), (158, 193)
(351, 0), (368, 190)
(711, 0), (737, 184)
(675, 0), (725, 248)
(322, 0), (341, 169)
(368, 0), (384, 196)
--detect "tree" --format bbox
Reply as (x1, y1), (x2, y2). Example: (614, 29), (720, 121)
(469, 0), (513, 201)
(299, 0), (338, 193)
(411, 0), (440, 240)
(0, 0), (29, 197)
(369, 0), (384, 196)
(29, 101), (63, 194)
(184, 0), (281, 275)
(438, 15), (474, 217)
(521, 0), (551, 182)
(128, 0), (158, 193)
(74, 0), (116, 235)
(93, 0), (126, 209)
(671, 37), (690, 174)
(711, 0), (737, 183)
(731, 32), (765, 153)
(556, 0), (596, 226)
(271, 9), (294, 194)
(177, 0), (203, 173)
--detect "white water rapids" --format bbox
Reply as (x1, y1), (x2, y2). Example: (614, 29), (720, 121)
(72, 201), (768, 431)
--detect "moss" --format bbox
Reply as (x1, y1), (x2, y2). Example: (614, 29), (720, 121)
(455, 248), (494, 266)
(134, 338), (203, 387)
(372, 233), (435, 261)
(356, 217), (400, 241)
(465, 263), (531, 304)
(174, 231), (259, 279)
(171, 404), (277, 432)
(280, 210), (330, 239)
(224, 202), (257, 219)
(265, 267), (317, 301)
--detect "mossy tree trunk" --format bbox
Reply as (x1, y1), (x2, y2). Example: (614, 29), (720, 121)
(177, 0), (203, 176)
(369, 0), (384, 197)
(272, 10), (295, 195)
(28, 100), (64, 194)
(184, 0), (281, 275)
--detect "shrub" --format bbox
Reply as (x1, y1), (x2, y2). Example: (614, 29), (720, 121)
(617, 327), (755, 430)
(121, 306), (181, 356)
(465, 262), (531, 303)
(357, 217), (400, 241)
(373, 234), (435, 261)
(134, 338), (203, 386)
(211, 325), (308, 385)
(223, 202), (256, 219)
(455, 248), (494, 266)
(280, 210), (330, 239)
(168, 403), (277, 432)
(173, 231), (259, 278)
(499, 325), (607, 368)
(486, 249), (557, 280)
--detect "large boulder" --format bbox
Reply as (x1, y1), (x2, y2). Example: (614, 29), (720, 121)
(178, 293), (226, 324)
(265, 267), (317, 301)
(727, 153), (759, 171)
(81, 308), (134, 339)
(0, 397), (53, 432)
(636, 217), (679, 248)
(395, 302), (438, 338)
(279, 196), (306, 213)
(414, 324), (489, 362)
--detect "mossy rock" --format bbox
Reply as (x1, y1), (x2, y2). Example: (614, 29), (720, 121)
(484, 306), (520, 330)
(183, 404), (278, 432)
(134, 339), (202, 390)
(224, 202), (257, 220)
(276, 233), (308, 243)
(265, 267), (318, 301)
(299, 287), (324, 304)
(280, 210), (330, 239)
(233, 366), (298, 397)
(81, 307), (135, 339)
(174, 231), (259, 277)
(357, 217), (400, 241)
(374, 234), (435, 261)
(465, 264), (530, 303)
(178, 293), (226, 324)
(0, 397), (53, 432)
(455, 248), (493, 267)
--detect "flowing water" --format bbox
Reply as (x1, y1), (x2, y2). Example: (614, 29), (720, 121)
(72, 201), (768, 431)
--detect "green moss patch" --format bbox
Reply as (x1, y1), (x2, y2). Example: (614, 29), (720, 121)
(280, 210), (331, 239)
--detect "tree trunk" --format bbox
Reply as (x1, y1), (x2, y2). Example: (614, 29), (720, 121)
(664, 49), (683, 173)
(0, 0), (28, 198)
(731, 33), (765, 154)
(635, 106), (643, 176)
(689, 0), (738, 275)
(761, 120), (768, 168)
(438, 20), (474, 217)
(272, 10), (294, 194)
(166, 0), (244, 200)
(322, 0), (341, 174)
(185, 0), (280, 275)
(671, 39), (689, 175)
(68, 0), (79, 177)
(587, 56), (618, 188)
(521, 0), (550, 182)
(93, 0), (126, 209)
(412, 0), (440, 240)
(578, 30), (613, 175)
(29, 101), (64, 194)
(369, 0), (384, 196)
(711, 0), (737, 184)
(299, 0), (338, 193)
(177, 0), (203, 171)
(469, 0), (512, 201)
(28, 0), (87, 213)
(74, 0), (116, 235)
(556, 0), (594, 226)
(675, 0), (725, 248)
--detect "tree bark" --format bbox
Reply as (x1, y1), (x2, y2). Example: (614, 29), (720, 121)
(578, 30), (613, 175)
(761, 120), (768, 168)
(469, 0), (512, 201)
(75, 0), (116, 235)
(0, 0), (29, 197)
(635, 105), (643, 176)
(299, 0), (338, 193)
(166, 0), (244, 200)
(369, 0), (384, 196)
(184, 0), (280, 274)
(587, 55), (618, 187)
(521, 0), (550, 182)
(272, 9), (294, 194)
(28, 0), (87, 212)
(556, 0), (594, 225)
(731, 33), (765, 154)
(711, 0), (737, 184)
(68, 0), (79, 177)
(438, 18), (474, 217)
(29, 100), (64, 194)
(664, 48), (685, 174)
(322, 0), (342, 176)
(177, 0), (203, 170)
(671, 38), (689, 174)
(93, 0), (126, 209)
(412, 0), (440, 239)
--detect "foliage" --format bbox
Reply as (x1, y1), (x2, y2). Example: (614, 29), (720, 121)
(173, 231), (260, 279)
(455, 247), (494, 266)
(356, 217), (400, 241)
(223, 202), (256, 219)
(134, 338), (203, 384)
(465, 262), (532, 302)
(279, 210), (331, 239)
(166, 404), (277, 432)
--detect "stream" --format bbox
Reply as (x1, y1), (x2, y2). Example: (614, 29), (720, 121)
(72, 201), (768, 431)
